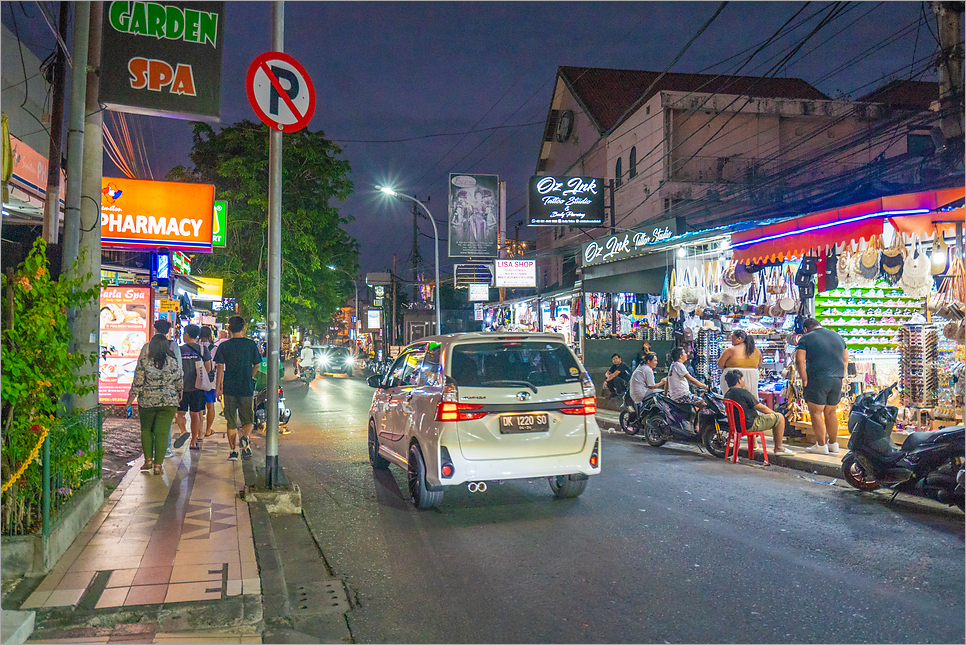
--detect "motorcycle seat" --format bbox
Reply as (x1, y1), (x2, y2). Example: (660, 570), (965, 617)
(657, 395), (697, 413)
(901, 427), (965, 451)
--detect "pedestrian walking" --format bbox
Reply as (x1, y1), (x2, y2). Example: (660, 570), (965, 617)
(198, 326), (218, 439)
(795, 318), (849, 455)
(139, 319), (187, 456)
(126, 334), (183, 475)
(175, 324), (213, 450)
(215, 316), (263, 461)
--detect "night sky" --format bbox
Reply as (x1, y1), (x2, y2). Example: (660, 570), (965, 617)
(3, 1), (933, 278)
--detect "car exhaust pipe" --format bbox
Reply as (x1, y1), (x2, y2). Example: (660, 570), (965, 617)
(467, 481), (487, 493)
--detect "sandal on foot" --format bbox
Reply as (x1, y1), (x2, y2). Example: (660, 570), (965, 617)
(141, 459), (153, 471)
(153, 465), (163, 475)
(204, 430), (214, 437)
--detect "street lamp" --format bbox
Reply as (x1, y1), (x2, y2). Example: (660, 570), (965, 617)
(327, 265), (358, 340)
(377, 186), (442, 334)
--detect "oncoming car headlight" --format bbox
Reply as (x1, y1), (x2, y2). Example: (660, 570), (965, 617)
(345, 356), (355, 366)
(318, 355), (330, 367)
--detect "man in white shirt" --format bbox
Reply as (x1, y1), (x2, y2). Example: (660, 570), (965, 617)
(629, 352), (666, 408)
(667, 346), (708, 408)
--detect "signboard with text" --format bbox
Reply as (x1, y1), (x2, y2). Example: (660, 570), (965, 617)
(98, 286), (152, 404)
(468, 284), (489, 301)
(100, 1), (225, 121)
(365, 309), (382, 332)
(212, 200), (227, 247)
(494, 259), (536, 288)
(101, 177), (215, 252)
(581, 219), (678, 267)
(192, 277), (223, 301)
(527, 175), (604, 226)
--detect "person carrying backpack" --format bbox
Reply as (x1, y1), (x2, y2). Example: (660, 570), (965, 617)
(175, 324), (213, 450)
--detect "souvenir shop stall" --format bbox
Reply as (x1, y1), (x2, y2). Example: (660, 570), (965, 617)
(483, 296), (541, 333)
(482, 289), (581, 350)
(728, 187), (966, 446)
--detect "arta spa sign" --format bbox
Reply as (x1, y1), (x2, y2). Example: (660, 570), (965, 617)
(582, 219), (677, 267)
(101, 177), (215, 252)
(527, 175), (605, 227)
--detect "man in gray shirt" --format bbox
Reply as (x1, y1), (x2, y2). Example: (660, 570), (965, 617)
(795, 318), (849, 455)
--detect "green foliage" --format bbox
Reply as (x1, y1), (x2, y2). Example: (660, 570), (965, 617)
(1, 239), (102, 534)
(168, 120), (359, 332)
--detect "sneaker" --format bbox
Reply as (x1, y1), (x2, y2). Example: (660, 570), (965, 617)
(773, 447), (795, 455)
(242, 445), (252, 461)
(228, 451), (239, 461)
(165, 449), (174, 459)
(805, 442), (829, 455)
(826, 441), (840, 454)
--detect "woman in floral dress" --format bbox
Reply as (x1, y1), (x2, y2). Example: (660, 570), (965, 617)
(126, 334), (183, 475)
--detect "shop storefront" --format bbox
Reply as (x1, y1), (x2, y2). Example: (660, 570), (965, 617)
(728, 187), (965, 444)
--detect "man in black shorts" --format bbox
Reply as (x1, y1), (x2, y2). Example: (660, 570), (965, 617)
(795, 318), (848, 455)
(177, 324), (213, 450)
(215, 316), (263, 461)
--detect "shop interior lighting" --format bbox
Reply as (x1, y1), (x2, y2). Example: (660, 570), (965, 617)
(731, 208), (930, 249)
(676, 247), (687, 258)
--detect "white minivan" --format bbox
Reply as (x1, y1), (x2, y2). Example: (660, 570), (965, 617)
(367, 332), (601, 508)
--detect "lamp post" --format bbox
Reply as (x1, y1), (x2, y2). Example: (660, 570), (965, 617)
(328, 265), (358, 341)
(377, 186), (441, 334)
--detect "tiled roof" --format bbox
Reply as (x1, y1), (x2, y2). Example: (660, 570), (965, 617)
(857, 80), (939, 110)
(559, 66), (830, 133)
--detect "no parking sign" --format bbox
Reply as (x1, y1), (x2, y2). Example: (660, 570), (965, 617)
(246, 51), (315, 132)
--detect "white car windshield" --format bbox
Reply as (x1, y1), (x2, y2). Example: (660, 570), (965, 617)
(450, 342), (581, 388)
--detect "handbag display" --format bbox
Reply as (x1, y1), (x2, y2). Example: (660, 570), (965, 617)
(879, 233), (906, 285)
(899, 235), (932, 298)
(824, 246), (839, 292)
(859, 235), (881, 280)
(779, 266), (798, 313)
(837, 242), (856, 289)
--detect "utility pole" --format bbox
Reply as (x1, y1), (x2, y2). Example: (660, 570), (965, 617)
(932, 2), (965, 168)
(411, 199), (420, 302)
(392, 254), (398, 347)
(68, 1), (103, 411)
(42, 1), (69, 245)
(499, 181), (506, 302)
(264, 1), (284, 489)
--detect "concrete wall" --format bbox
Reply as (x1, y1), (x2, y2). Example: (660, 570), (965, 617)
(1, 480), (104, 577)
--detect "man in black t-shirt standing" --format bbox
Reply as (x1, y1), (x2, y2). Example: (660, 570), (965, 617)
(215, 316), (263, 461)
(795, 318), (849, 455)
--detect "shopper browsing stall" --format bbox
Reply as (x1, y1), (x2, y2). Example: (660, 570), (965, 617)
(795, 318), (849, 455)
(717, 330), (763, 394)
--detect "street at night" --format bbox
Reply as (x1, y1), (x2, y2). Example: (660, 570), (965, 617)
(277, 374), (964, 644)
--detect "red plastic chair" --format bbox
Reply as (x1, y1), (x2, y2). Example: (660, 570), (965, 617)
(723, 399), (769, 465)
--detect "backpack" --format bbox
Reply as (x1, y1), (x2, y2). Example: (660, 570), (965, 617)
(181, 343), (205, 391)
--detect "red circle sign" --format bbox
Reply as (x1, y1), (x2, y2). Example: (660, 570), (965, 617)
(246, 51), (316, 133)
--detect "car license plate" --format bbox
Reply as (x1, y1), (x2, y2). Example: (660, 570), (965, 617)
(499, 413), (549, 434)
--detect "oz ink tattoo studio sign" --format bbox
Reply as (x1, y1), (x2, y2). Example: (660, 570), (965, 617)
(582, 220), (677, 267)
(528, 176), (605, 227)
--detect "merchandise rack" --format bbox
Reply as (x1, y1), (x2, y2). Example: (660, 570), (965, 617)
(816, 284), (922, 352)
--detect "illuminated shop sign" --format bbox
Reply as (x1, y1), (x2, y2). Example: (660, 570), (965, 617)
(101, 177), (214, 252)
(527, 175), (605, 227)
(582, 219), (678, 267)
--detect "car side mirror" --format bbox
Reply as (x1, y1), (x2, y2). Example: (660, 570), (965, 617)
(367, 375), (383, 388)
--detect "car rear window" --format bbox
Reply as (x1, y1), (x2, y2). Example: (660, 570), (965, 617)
(449, 342), (581, 388)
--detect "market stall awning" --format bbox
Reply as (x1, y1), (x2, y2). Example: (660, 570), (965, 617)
(730, 188), (964, 263)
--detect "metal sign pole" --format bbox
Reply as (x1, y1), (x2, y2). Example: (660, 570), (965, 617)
(265, 0), (284, 488)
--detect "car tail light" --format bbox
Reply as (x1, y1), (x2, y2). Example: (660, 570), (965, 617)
(440, 446), (455, 478)
(590, 438), (600, 468)
(436, 402), (486, 421)
(561, 397), (596, 415)
(441, 376), (458, 403)
(579, 372), (596, 397)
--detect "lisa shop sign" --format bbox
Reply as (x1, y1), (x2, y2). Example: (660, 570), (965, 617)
(527, 175), (605, 227)
(582, 219), (677, 267)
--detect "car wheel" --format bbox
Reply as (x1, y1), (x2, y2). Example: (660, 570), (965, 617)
(408, 444), (443, 508)
(368, 423), (389, 470)
(549, 475), (587, 499)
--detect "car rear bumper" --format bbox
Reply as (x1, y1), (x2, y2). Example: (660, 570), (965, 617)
(430, 421), (601, 486)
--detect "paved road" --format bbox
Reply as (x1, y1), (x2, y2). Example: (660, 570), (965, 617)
(276, 374), (965, 644)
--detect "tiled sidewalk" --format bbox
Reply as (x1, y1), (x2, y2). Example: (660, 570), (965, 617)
(23, 430), (262, 644)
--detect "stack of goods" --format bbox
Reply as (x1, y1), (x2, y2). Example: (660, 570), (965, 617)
(899, 324), (939, 408)
(815, 284), (920, 354)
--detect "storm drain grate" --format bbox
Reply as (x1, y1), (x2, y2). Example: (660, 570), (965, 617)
(288, 579), (350, 616)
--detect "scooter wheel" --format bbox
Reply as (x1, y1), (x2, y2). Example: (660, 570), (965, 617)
(643, 417), (668, 447)
(842, 454), (880, 491)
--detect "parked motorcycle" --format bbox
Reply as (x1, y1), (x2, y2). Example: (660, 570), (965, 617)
(842, 383), (965, 510)
(619, 391), (642, 435)
(641, 390), (730, 458)
(254, 385), (292, 434)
